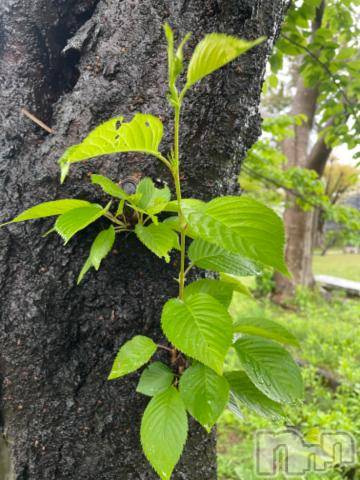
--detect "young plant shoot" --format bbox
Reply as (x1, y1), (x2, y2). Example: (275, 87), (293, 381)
(1, 25), (303, 480)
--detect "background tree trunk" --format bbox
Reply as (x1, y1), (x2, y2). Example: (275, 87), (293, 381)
(0, 1), (286, 478)
(274, 1), (333, 299)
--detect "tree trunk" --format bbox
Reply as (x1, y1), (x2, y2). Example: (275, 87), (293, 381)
(0, 1), (286, 478)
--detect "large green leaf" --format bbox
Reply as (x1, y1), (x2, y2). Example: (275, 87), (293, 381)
(90, 225), (116, 270)
(225, 371), (285, 420)
(161, 293), (233, 374)
(108, 335), (157, 380)
(55, 203), (109, 244)
(135, 223), (179, 263)
(234, 336), (303, 403)
(137, 362), (174, 396)
(187, 34), (265, 87)
(91, 174), (128, 200)
(141, 386), (188, 480)
(184, 279), (234, 309)
(179, 363), (229, 432)
(0, 199), (91, 227)
(188, 238), (261, 276)
(59, 113), (164, 182)
(234, 317), (300, 347)
(184, 196), (289, 275)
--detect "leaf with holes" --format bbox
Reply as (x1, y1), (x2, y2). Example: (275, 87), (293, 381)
(188, 239), (261, 276)
(234, 336), (303, 403)
(55, 203), (110, 244)
(184, 196), (289, 275)
(135, 223), (179, 263)
(161, 293), (233, 374)
(59, 113), (164, 182)
(186, 34), (265, 87)
(179, 362), (229, 432)
(108, 335), (157, 380)
(137, 362), (174, 396)
(184, 279), (234, 309)
(234, 317), (299, 347)
(141, 386), (188, 480)
(91, 174), (128, 200)
(225, 371), (285, 420)
(0, 199), (91, 227)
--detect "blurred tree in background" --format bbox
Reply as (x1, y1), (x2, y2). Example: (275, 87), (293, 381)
(240, 0), (360, 299)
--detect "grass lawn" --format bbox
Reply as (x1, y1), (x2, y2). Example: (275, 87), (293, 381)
(313, 252), (360, 282)
(217, 289), (360, 479)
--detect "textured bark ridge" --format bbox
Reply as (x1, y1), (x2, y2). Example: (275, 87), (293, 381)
(0, 1), (286, 479)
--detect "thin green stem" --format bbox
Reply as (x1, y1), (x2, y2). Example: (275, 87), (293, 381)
(105, 212), (126, 227)
(172, 103), (187, 300)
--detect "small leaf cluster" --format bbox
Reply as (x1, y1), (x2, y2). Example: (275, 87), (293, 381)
(0, 25), (303, 480)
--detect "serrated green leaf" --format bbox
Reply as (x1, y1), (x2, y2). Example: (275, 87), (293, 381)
(59, 113), (163, 181)
(137, 362), (174, 396)
(161, 293), (233, 374)
(91, 174), (128, 200)
(0, 199), (91, 227)
(108, 335), (157, 380)
(225, 371), (285, 420)
(135, 177), (171, 214)
(141, 386), (188, 480)
(219, 273), (252, 297)
(135, 223), (179, 263)
(90, 225), (115, 270)
(54, 203), (109, 244)
(187, 34), (265, 87)
(234, 317), (300, 347)
(228, 392), (243, 420)
(179, 363), (229, 431)
(184, 196), (289, 275)
(188, 238), (261, 276)
(234, 336), (303, 403)
(184, 279), (234, 309)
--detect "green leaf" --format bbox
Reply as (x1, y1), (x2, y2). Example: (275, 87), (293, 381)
(54, 203), (109, 244)
(135, 177), (171, 214)
(188, 238), (261, 276)
(179, 362), (230, 432)
(234, 336), (303, 403)
(225, 371), (284, 420)
(184, 279), (234, 309)
(90, 225), (116, 270)
(59, 113), (164, 182)
(108, 335), (157, 380)
(187, 34), (265, 87)
(91, 174), (128, 200)
(141, 386), (188, 480)
(137, 362), (174, 396)
(135, 223), (179, 263)
(234, 317), (299, 347)
(161, 293), (233, 375)
(228, 392), (244, 420)
(77, 257), (93, 285)
(219, 273), (252, 297)
(184, 196), (289, 275)
(0, 199), (91, 227)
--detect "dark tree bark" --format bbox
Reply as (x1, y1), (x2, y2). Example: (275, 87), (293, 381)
(0, 1), (286, 479)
